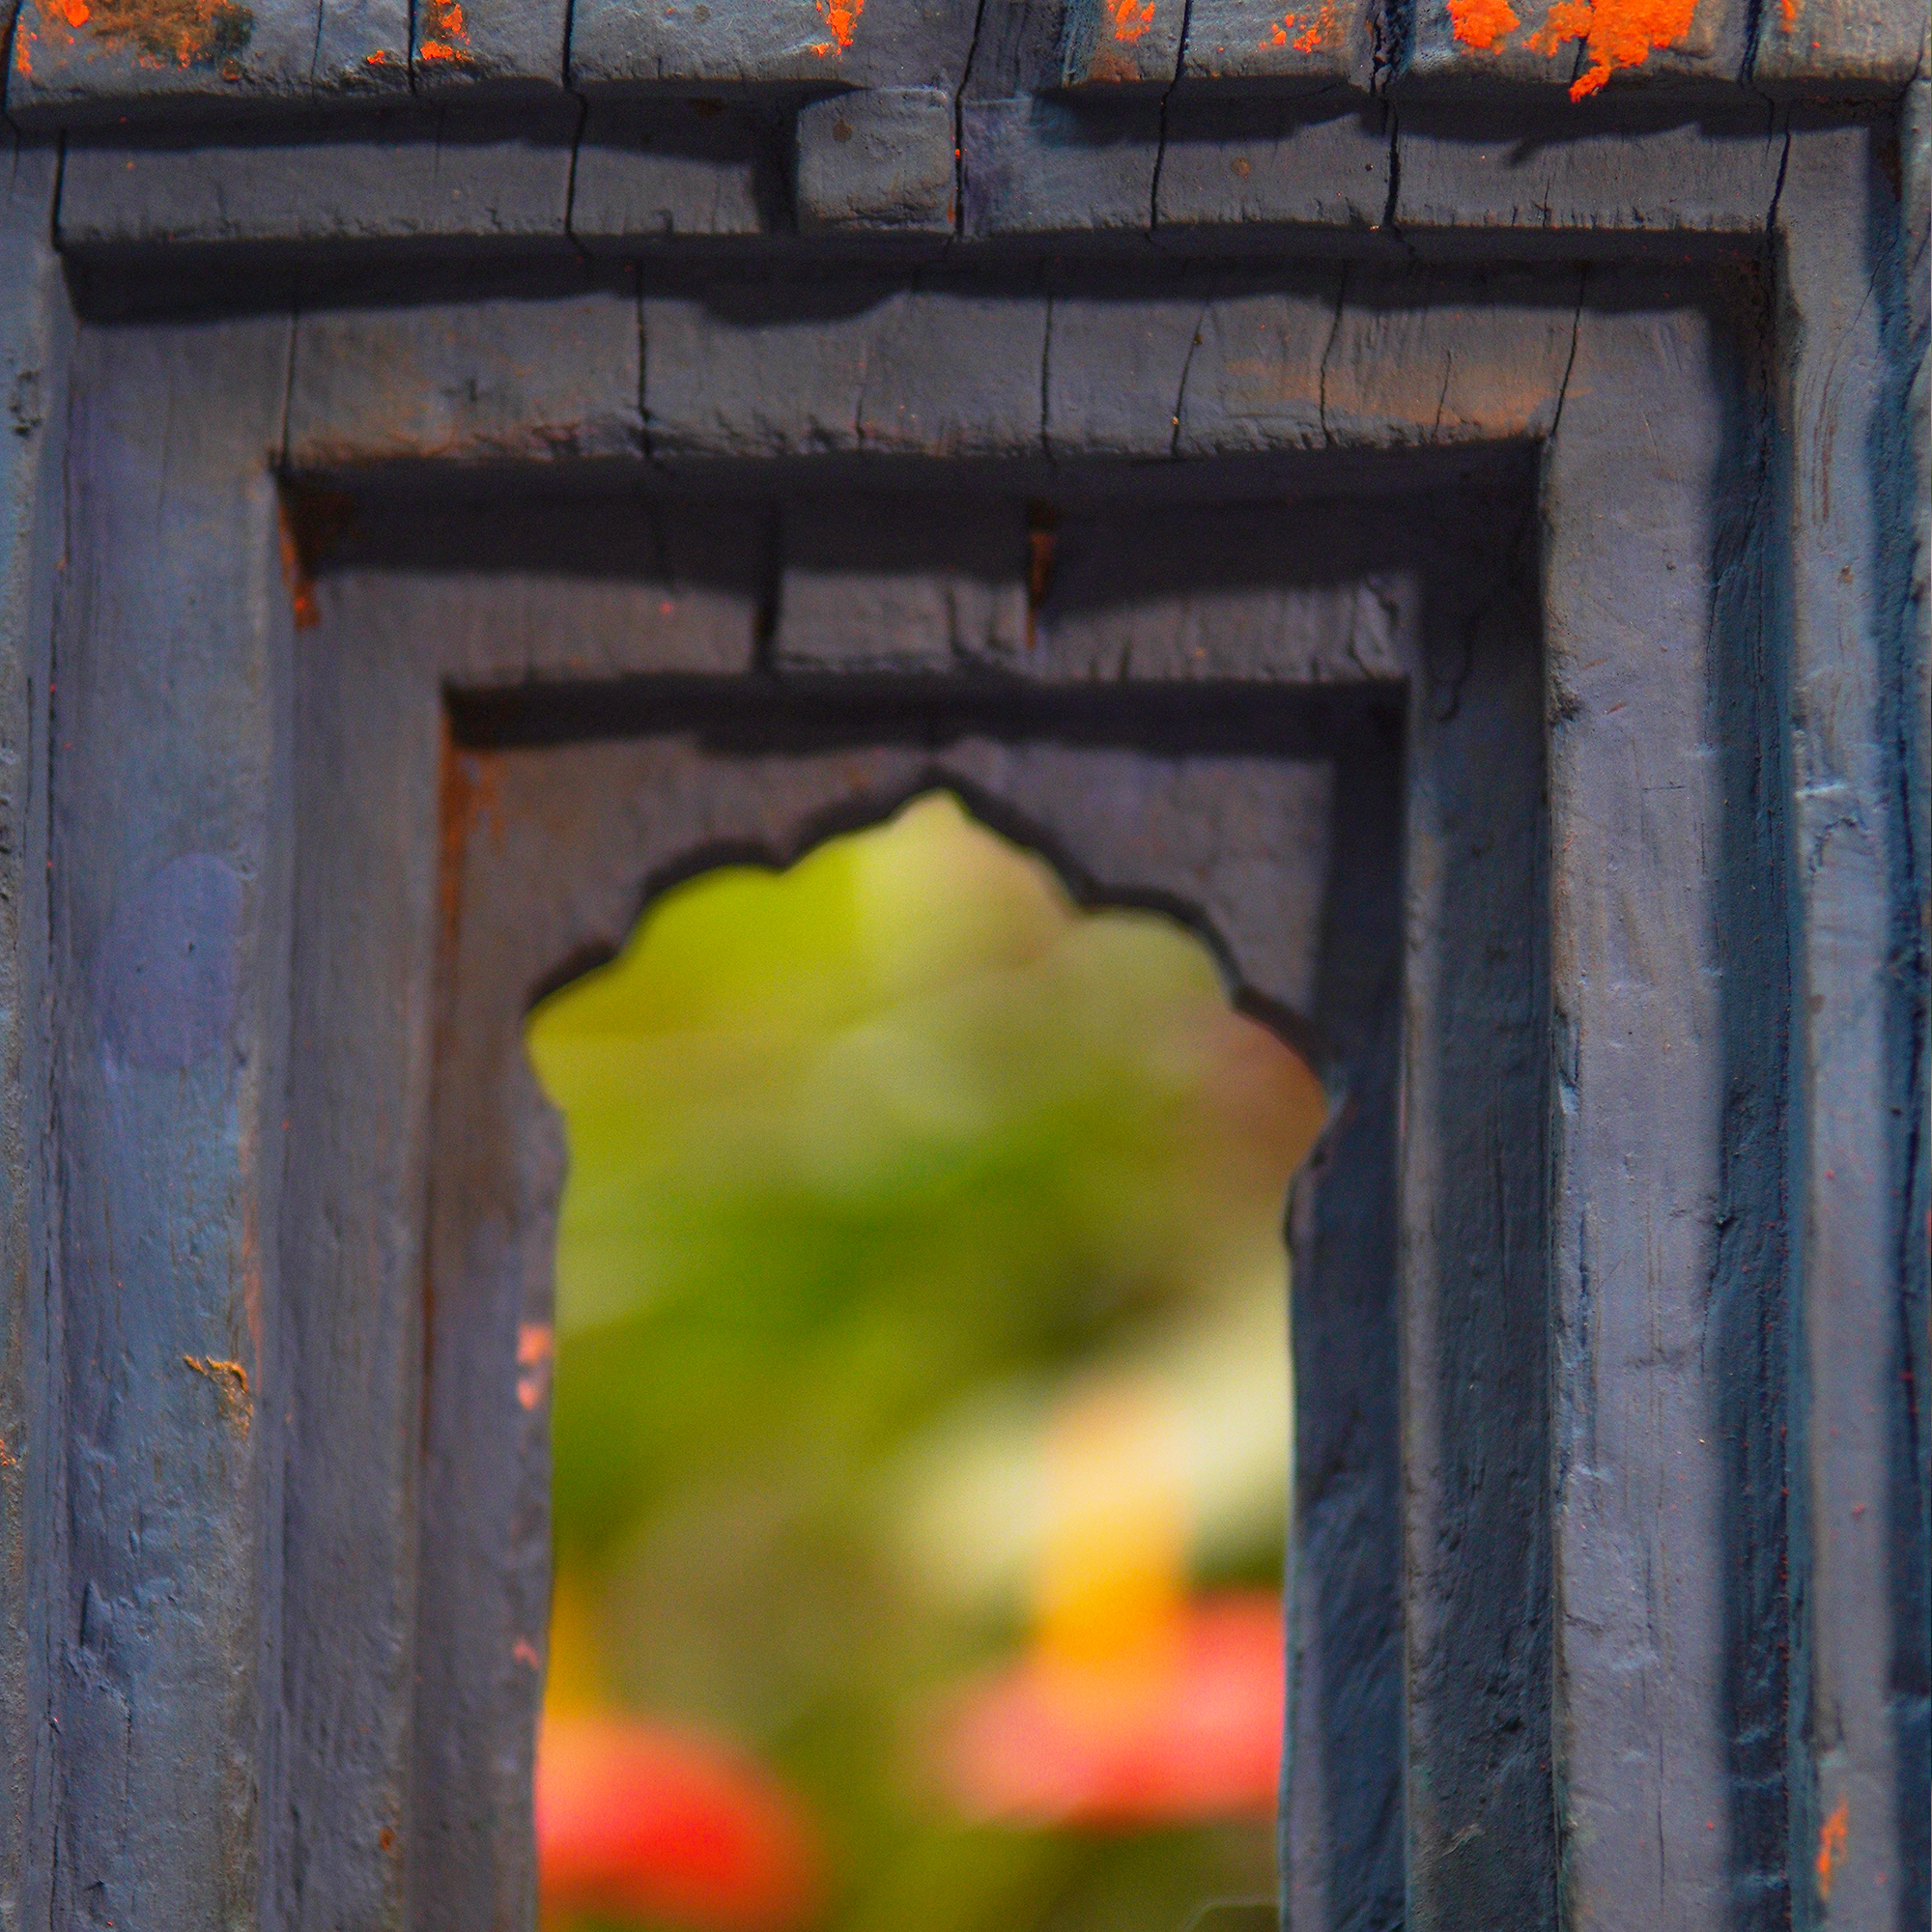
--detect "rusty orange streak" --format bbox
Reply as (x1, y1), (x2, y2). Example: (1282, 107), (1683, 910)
(1447, 0), (1520, 47)
(810, 0), (862, 54)
(1526, 0), (1697, 98)
(1815, 1800), (1849, 1901)
(1110, 0), (1156, 43)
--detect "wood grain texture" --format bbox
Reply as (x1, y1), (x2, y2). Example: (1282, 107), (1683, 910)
(49, 314), (295, 1931)
(1776, 118), (1930, 1932)
(1392, 101), (1789, 240)
(1398, 503), (1554, 1931)
(273, 573), (443, 1932)
(568, 0), (980, 94)
(57, 104), (581, 255)
(1750, 0), (1926, 93)
(0, 133), (67, 1932)
(642, 281), (1048, 459)
(285, 288), (642, 469)
(1542, 274), (1776, 1931)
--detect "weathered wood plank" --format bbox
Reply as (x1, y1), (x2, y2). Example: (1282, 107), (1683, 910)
(570, 100), (778, 249)
(273, 573), (442, 1932)
(1399, 495), (1556, 1931)
(0, 132), (67, 1932)
(1181, 0), (1364, 85)
(569, 0), (979, 95)
(57, 106), (579, 258)
(1750, 0), (1925, 93)
(642, 283), (1047, 460)
(285, 288), (642, 469)
(961, 95), (1163, 238)
(1776, 120), (1929, 1930)
(1540, 275), (1757, 1931)
(49, 315), (294, 1930)
(1154, 95), (1389, 237)
(412, 0), (566, 97)
(1393, 101), (1788, 240)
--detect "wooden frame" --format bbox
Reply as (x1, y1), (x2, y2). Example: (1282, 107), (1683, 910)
(0, 33), (1924, 1932)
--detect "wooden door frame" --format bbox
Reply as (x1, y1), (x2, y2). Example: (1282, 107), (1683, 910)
(0, 87), (1924, 1932)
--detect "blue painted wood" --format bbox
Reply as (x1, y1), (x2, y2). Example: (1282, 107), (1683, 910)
(47, 314), (295, 1929)
(1777, 115), (1929, 1932)
(0, 131), (66, 1932)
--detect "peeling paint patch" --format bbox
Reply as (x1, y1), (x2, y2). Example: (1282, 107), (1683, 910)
(1816, 1800), (1848, 1901)
(810, 0), (862, 55)
(185, 1354), (253, 1430)
(1108, 0), (1156, 40)
(1447, 0), (1520, 49)
(23, 0), (252, 67)
(1526, 0), (1698, 98)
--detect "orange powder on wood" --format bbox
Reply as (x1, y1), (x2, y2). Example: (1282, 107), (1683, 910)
(811, 0), (862, 53)
(1448, 0), (1520, 48)
(1527, 0), (1697, 97)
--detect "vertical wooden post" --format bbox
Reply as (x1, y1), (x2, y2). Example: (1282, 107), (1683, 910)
(0, 130), (68, 1932)
(46, 317), (295, 1929)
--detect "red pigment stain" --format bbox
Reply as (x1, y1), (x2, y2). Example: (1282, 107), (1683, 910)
(810, 0), (862, 55)
(1816, 1800), (1849, 1901)
(1526, 0), (1698, 98)
(1448, 0), (1520, 47)
(1777, 0), (1797, 26)
(418, 0), (469, 62)
(1110, 0), (1157, 43)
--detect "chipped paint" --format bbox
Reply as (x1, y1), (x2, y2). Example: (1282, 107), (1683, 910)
(1447, 0), (1520, 49)
(810, 0), (862, 55)
(185, 1354), (253, 1430)
(1526, 0), (1698, 98)
(20, 0), (251, 67)
(1108, 0), (1157, 42)
(1815, 1799), (1848, 1901)
(417, 0), (469, 62)
(517, 1321), (554, 1411)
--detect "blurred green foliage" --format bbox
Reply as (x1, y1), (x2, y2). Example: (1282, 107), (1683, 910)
(528, 794), (1319, 1932)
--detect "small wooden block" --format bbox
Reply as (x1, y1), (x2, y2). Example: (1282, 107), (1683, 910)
(795, 85), (956, 231)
